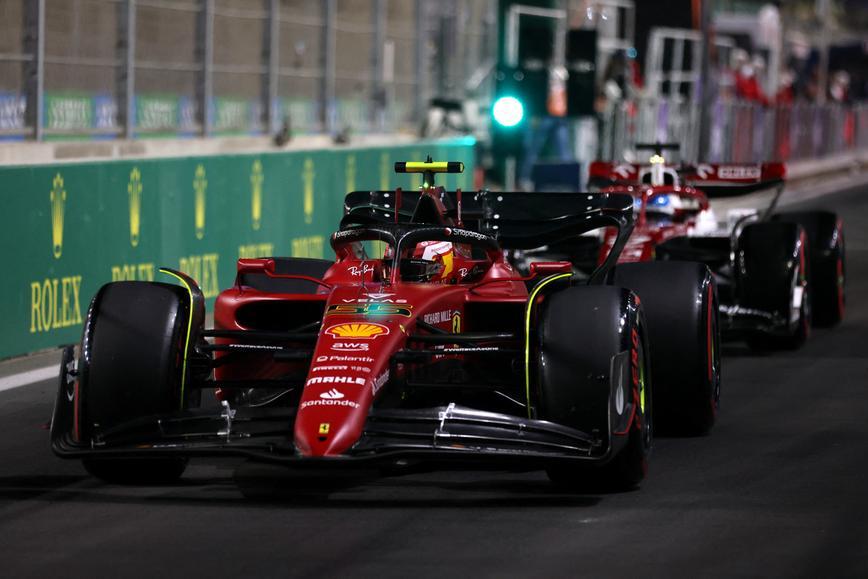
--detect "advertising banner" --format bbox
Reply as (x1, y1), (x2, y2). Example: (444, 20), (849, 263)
(0, 137), (474, 359)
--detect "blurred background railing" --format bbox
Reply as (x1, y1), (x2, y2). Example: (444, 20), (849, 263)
(0, 0), (498, 140)
(599, 97), (868, 164)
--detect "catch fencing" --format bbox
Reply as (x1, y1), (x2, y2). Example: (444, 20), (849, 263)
(0, 0), (496, 140)
(600, 97), (868, 164)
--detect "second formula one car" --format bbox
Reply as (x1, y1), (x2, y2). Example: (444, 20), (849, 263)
(52, 159), (720, 494)
(588, 143), (845, 351)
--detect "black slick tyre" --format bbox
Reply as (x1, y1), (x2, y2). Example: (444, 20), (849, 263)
(79, 281), (193, 484)
(738, 221), (810, 350)
(537, 286), (652, 491)
(772, 211), (845, 326)
(611, 261), (721, 436)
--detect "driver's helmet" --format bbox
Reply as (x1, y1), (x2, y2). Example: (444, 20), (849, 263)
(412, 241), (456, 282)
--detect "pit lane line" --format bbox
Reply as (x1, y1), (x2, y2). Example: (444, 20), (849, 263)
(0, 365), (59, 393)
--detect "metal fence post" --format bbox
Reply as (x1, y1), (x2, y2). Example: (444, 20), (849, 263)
(263, 0), (279, 135)
(414, 0), (426, 125)
(23, 0), (45, 141)
(117, 0), (137, 139)
(197, 0), (215, 136)
(371, 0), (386, 131)
(320, 0), (336, 134)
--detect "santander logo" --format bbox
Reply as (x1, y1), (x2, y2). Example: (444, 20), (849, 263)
(320, 388), (345, 400)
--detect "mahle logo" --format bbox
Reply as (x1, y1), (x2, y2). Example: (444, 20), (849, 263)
(50, 173), (66, 259)
(302, 158), (314, 224)
(128, 166), (142, 247)
(250, 159), (263, 231)
(193, 164), (207, 239)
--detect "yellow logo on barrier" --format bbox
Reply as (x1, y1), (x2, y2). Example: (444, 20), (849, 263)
(379, 152), (389, 190)
(251, 159), (263, 231)
(345, 154), (356, 193)
(50, 173), (66, 259)
(193, 164), (207, 239)
(303, 158), (315, 224)
(128, 166), (142, 247)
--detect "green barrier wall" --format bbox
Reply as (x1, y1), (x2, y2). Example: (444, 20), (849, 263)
(0, 137), (475, 359)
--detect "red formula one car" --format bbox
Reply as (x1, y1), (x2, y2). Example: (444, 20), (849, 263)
(587, 143), (845, 351)
(52, 160), (720, 492)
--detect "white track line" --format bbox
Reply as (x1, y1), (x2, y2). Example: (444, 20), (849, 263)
(0, 365), (59, 393)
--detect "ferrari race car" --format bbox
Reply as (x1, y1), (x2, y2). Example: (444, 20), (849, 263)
(52, 160), (720, 492)
(588, 143), (845, 350)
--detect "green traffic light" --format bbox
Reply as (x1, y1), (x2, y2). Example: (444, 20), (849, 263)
(492, 96), (524, 127)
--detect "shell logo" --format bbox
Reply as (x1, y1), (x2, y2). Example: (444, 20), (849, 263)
(325, 323), (389, 339)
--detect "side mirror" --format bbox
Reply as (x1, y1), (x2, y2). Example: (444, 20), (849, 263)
(237, 258), (275, 275)
(529, 261), (572, 277)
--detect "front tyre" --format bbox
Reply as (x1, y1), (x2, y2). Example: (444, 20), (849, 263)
(536, 286), (651, 491)
(78, 281), (196, 484)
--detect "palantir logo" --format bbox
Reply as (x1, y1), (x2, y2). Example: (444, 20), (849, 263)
(250, 159), (263, 231)
(193, 164), (207, 239)
(128, 166), (142, 247)
(320, 389), (345, 400)
(50, 173), (66, 259)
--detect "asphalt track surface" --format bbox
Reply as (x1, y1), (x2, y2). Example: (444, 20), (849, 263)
(2, 180), (868, 578)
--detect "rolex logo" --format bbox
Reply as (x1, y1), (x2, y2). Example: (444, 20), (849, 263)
(128, 166), (142, 247)
(302, 158), (314, 225)
(251, 159), (263, 231)
(50, 173), (66, 259)
(193, 164), (207, 239)
(345, 154), (356, 193)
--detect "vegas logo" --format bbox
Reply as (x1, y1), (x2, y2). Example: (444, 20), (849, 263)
(325, 323), (389, 339)
(250, 159), (263, 231)
(193, 164), (207, 239)
(128, 166), (142, 247)
(50, 173), (66, 259)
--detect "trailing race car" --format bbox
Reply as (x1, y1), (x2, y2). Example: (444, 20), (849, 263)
(588, 143), (845, 350)
(52, 159), (720, 493)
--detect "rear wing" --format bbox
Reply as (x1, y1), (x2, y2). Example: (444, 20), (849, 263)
(342, 189), (635, 284)
(588, 161), (786, 198)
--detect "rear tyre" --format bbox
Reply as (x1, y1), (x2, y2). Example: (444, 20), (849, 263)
(611, 261), (721, 436)
(738, 221), (810, 350)
(772, 211), (845, 326)
(79, 282), (194, 484)
(537, 286), (652, 491)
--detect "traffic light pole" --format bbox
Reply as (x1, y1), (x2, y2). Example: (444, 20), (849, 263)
(502, 4), (566, 190)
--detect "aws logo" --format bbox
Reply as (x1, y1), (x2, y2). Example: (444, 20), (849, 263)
(302, 158), (314, 224)
(251, 159), (263, 230)
(128, 166), (142, 247)
(325, 323), (389, 339)
(193, 164), (207, 239)
(50, 173), (66, 259)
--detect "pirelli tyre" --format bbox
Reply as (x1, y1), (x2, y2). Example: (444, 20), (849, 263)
(611, 261), (721, 436)
(772, 211), (845, 327)
(537, 286), (652, 491)
(78, 281), (194, 484)
(737, 221), (810, 350)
